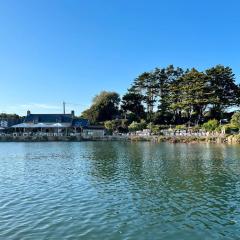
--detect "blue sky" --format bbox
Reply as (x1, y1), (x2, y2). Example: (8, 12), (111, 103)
(0, 0), (239, 115)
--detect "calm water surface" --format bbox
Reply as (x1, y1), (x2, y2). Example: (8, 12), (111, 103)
(0, 142), (240, 240)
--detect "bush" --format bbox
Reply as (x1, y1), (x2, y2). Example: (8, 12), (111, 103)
(223, 124), (239, 134)
(104, 120), (115, 130)
(234, 134), (240, 143)
(104, 120), (116, 134)
(128, 119), (147, 132)
(128, 121), (140, 132)
(139, 119), (147, 129)
(231, 112), (240, 128)
(191, 125), (201, 131)
(104, 119), (128, 134)
(147, 123), (162, 135)
(202, 119), (219, 131)
(215, 126), (223, 133)
(175, 125), (186, 130)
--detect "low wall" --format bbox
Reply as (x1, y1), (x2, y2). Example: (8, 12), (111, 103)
(0, 135), (83, 142)
(1, 134), (240, 144)
(0, 135), (129, 142)
(129, 135), (240, 144)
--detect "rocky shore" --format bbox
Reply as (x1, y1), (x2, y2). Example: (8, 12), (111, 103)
(129, 134), (240, 144)
(1, 134), (240, 144)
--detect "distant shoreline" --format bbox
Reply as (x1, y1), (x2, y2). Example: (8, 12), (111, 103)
(0, 134), (240, 144)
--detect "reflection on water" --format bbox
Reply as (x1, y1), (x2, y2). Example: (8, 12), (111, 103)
(0, 142), (240, 240)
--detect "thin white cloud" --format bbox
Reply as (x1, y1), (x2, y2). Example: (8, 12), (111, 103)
(0, 102), (87, 115)
(19, 103), (61, 110)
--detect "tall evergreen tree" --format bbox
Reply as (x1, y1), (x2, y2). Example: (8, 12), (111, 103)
(154, 65), (184, 116)
(121, 89), (145, 120)
(81, 64), (240, 126)
(81, 91), (120, 123)
(206, 65), (240, 119)
(169, 69), (211, 124)
(132, 72), (158, 121)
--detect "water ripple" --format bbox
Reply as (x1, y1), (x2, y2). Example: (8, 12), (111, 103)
(0, 142), (240, 239)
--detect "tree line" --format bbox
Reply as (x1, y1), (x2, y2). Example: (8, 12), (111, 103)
(81, 64), (240, 131)
(0, 113), (21, 120)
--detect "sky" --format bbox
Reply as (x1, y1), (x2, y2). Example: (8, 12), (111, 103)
(0, 0), (239, 116)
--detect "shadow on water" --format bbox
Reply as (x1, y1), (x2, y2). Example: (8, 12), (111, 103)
(73, 142), (240, 239)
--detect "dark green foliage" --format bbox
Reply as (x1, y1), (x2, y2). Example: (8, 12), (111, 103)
(169, 69), (212, 124)
(121, 90), (145, 120)
(125, 64), (240, 125)
(206, 65), (239, 119)
(0, 113), (21, 120)
(131, 72), (158, 121)
(81, 64), (240, 128)
(202, 119), (219, 131)
(128, 120), (147, 132)
(224, 124), (239, 134)
(104, 119), (128, 134)
(81, 91), (120, 123)
(230, 112), (240, 129)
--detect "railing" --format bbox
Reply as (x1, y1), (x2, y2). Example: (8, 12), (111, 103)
(10, 132), (81, 137)
(120, 130), (226, 138)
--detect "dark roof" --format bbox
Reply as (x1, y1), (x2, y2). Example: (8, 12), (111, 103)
(0, 119), (22, 127)
(24, 114), (73, 123)
(11, 122), (72, 128)
(72, 118), (89, 127)
(83, 126), (105, 130)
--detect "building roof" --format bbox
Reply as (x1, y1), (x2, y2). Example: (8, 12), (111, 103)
(11, 111), (90, 128)
(24, 114), (73, 123)
(11, 122), (72, 128)
(83, 126), (105, 130)
(72, 118), (89, 127)
(0, 119), (21, 127)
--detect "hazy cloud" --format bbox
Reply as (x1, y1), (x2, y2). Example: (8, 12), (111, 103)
(19, 103), (61, 110)
(0, 102), (86, 115)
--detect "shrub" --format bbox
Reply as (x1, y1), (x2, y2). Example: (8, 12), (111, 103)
(191, 125), (201, 131)
(104, 120), (115, 130)
(128, 120), (147, 132)
(234, 134), (240, 143)
(215, 126), (222, 133)
(223, 124), (239, 134)
(128, 121), (141, 132)
(231, 112), (240, 129)
(202, 119), (219, 131)
(139, 119), (147, 130)
(175, 125), (186, 130)
(147, 124), (162, 135)
(104, 120), (116, 134)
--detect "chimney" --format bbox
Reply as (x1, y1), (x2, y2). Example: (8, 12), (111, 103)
(71, 110), (75, 117)
(27, 110), (31, 116)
